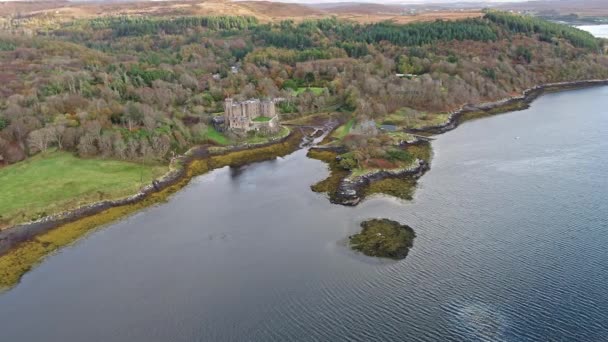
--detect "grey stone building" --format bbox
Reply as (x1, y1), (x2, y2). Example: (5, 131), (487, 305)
(223, 98), (279, 132)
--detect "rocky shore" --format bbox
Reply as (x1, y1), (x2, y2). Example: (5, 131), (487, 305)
(332, 159), (430, 206)
(318, 78), (608, 207)
(0, 129), (303, 259)
(411, 79), (608, 134)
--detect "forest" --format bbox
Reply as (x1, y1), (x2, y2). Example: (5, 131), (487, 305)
(0, 11), (606, 168)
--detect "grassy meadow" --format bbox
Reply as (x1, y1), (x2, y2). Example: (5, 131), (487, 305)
(0, 151), (167, 227)
(203, 126), (230, 145)
(294, 87), (326, 96)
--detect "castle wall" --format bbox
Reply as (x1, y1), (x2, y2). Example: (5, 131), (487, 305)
(224, 98), (279, 131)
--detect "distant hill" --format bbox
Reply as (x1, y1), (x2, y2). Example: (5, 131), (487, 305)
(1, 0), (606, 27)
(498, 0), (608, 17)
(0, 0), (322, 22)
(0, 0), (482, 24)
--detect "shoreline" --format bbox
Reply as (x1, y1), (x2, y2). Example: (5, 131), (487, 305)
(1, 78), (607, 288)
(323, 78), (608, 206)
(0, 128), (316, 288)
(0, 128), (312, 257)
(413, 79), (608, 134)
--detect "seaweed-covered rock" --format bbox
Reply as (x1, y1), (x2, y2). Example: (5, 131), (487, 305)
(349, 219), (416, 259)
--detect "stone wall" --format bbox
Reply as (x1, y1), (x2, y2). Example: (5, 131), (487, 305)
(252, 115), (280, 133)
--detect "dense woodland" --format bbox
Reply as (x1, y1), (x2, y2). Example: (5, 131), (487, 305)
(0, 11), (606, 165)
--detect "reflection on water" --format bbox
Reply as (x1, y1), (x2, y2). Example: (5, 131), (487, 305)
(0, 87), (607, 341)
(448, 301), (508, 342)
(229, 165), (248, 178)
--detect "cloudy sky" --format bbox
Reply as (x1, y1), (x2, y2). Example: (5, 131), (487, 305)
(243, 0), (535, 3)
(52, 0), (545, 3)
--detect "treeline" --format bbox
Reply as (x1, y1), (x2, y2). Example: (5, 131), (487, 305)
(245, 47), (348, 65)
(84, 16), (259, 37)
(253, 18), (498, 49)
(63, 12), (597, 52)
(255, 13), (599, 51)
(485, 11), (599, 50)
(254, 25), (313, 49)
(360, 20), (497, 46)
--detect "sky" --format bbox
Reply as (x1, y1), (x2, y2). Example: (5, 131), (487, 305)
(0, 0), (556, 2)
(29, 0), (546, 4)
(48, 0), (545, 3)
(243, 0), (536, 3)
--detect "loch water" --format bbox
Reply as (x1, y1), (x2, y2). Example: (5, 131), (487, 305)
(578, 24), (608, 38)
(0, 86), (607, 341)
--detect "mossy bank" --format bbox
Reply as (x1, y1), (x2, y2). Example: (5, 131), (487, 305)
(349, 219), (416, 260)
(308, 141), (432, 206)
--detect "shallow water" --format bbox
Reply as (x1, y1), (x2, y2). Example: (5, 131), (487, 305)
(0, 86), (607, 341)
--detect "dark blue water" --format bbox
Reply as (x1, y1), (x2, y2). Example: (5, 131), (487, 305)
(0, 86), (607, 341)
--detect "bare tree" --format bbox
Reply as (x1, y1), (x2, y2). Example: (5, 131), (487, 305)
(139, 139), (153, 162)
(113, 134), (127, 160)
(126, 138), (139, 160)
(0, 136), (8, 162)
(61, 127), (82, 150)
(77, 133), (98, 157)
(98, 133), (113, 158)
(179, 73), (199, 90)
(27, 127), (56, 154)
(49, 125), (66, 150)
(151, 134), (171, 159)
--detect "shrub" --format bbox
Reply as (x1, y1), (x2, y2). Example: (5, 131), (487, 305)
(515, 46), (533, 63)
(482, 67), (497, 80)
(387, 149), (414, 163)
(338, 154), (357, 170)
(0, 117), (8, 130)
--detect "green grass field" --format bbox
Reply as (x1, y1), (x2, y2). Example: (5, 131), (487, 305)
(203, 126), (230, 145)
(245, 126), (290, 144)
(294, 87), (326, 96)
(252, 116), (272, 122)
(0, 151), (167, 226)
(383, 108), (450, 130)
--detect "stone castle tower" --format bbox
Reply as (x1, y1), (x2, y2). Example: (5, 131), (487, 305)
(224, 98), (278, 131)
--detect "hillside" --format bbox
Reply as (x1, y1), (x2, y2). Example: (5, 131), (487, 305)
(0, 11), (606, 183)
(499, 0), (608, 17)
(0, 1), (319, 21)
(0, 0), (483, 26)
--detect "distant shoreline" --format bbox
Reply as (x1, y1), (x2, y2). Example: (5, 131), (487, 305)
(414, 79), (608, 135)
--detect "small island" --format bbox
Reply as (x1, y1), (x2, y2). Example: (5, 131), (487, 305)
(349, 219), (416, 260)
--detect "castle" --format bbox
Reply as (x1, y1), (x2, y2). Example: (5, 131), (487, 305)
(223, 98), (279, 132)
